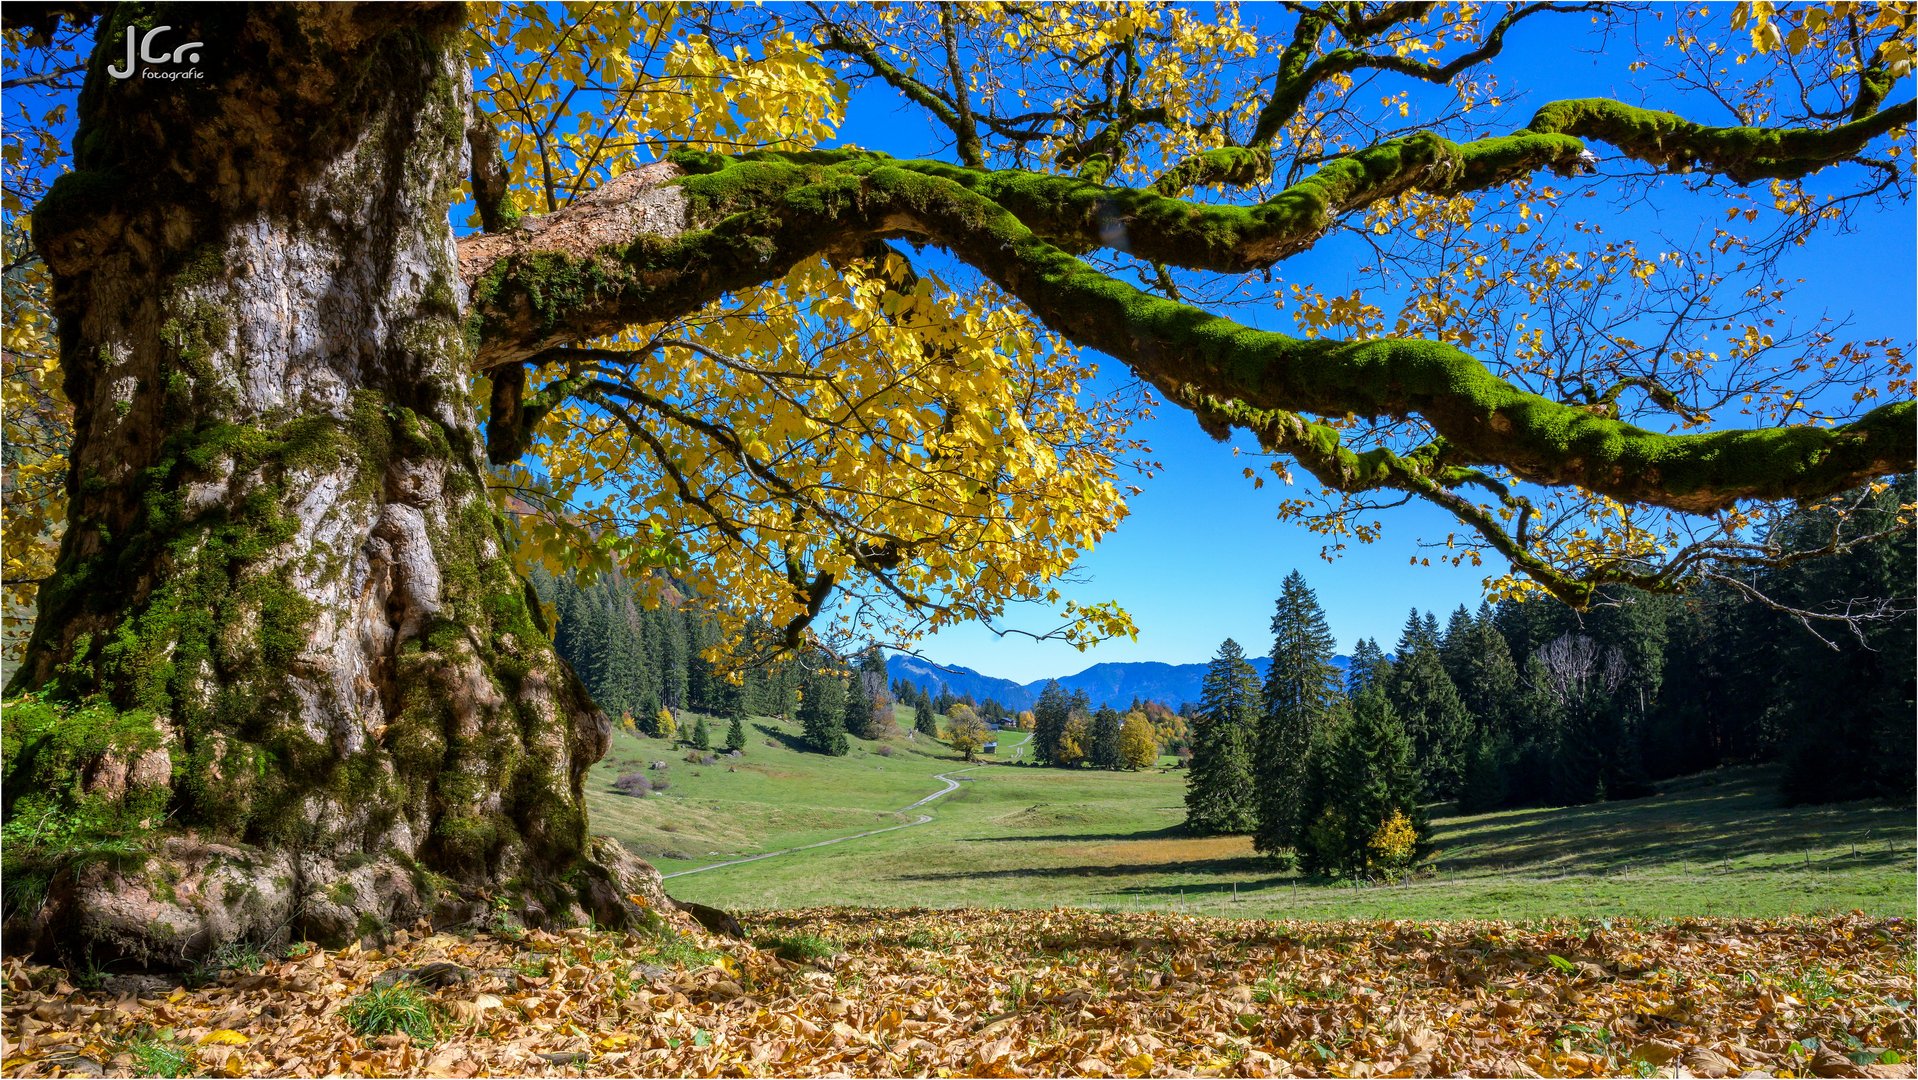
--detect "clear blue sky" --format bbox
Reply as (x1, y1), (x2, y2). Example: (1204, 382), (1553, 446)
(823, 11), (1918, 682)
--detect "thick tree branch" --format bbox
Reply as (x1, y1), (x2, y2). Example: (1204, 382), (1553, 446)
(1528, 96), (1917, 183)
(458, 101), (1915, 527)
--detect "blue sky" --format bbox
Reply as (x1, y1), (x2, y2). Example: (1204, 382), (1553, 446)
(820, 11), (1917, 682)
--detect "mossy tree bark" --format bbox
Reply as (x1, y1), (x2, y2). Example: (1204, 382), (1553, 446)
(7, 5), (662, 966)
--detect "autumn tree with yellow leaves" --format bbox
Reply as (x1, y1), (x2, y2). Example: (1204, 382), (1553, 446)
(0, 2), (1910, 964)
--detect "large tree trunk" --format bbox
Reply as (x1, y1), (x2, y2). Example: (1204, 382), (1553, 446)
(6, 4), (663, 966)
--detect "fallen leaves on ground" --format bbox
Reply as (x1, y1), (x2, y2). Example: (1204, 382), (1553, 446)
(2, 910), (1912, 1077)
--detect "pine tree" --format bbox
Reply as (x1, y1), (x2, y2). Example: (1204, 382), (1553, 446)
(914, 695), (940, 737)
(1439, 606), (1475, 683)
(1298, 686), (1423, 878)
(725, 713), (746, 753)
(1345, 637), (1389, 696)
(1032, 680), (1071, 765)
(1388, 615), (1472, 799)
(842, 673), (874, 739)
(1090, 706), (1123, 769)
(691, 715), (712, 751)
(1447, 606), (1520, 751)
(1185, 639), (1262, 834)
(1256, 571), (1344, 855)
(799, 668), (849, 755)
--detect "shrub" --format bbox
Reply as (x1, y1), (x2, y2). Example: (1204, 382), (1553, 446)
(343, 983), (438, 1044)
(649, 776), (671, 792)
(874, 745), (894, 757)
(1368, 810), (1420, 878)
(613, 772), (652, 797)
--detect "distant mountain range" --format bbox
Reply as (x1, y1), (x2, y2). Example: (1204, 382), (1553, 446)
(887, 653), (1352, 712)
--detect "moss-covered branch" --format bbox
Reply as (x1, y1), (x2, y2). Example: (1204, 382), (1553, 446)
(460, 152), (1915, 523)
(649, 87), (1910, 284)
(1528, 96), (1917, 183)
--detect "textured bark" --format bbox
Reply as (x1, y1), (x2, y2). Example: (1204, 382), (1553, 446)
(9, 4), (664, 966)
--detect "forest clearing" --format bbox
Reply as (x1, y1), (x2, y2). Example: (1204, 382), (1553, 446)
(592, 716), (1915, 922)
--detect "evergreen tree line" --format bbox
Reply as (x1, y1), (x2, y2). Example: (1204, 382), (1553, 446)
(537, 568), (1051, 757)
(1182, 481), (1914, 878)
(1024, 684), (1168, 771)
(532, 569), (898, 754)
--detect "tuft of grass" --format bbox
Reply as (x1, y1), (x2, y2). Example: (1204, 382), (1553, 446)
(1781, 966), (1840, 1007)
(343, 982), (439, 1044)
(650, 933), (719, 968)
(125, 1034), (191, 1078)
(186, 940), (267, 986)
(760, 931), (838, 964)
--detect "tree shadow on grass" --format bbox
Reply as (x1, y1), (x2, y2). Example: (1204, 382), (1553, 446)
(961, 823), (1194, 844)
(1434, 774), (1913, 875)
(754, 722), (810, 753)
(897, 855), (1275, 883)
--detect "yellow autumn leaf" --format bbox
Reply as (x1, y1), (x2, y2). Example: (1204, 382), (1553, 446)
(197, 1029), (249, 1046)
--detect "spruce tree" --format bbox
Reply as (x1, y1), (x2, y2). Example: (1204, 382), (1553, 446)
(1439, 606), (1475, 684)
(799, 668), (849, 755)
(1032, 680), (1071, 765)
(1298, 686), (1423, 877)
(725, 713), (746, 753)
(842, 673), (874, 739)
(1346, 637), (1389, 696)
(691, 715), (712, 751)
(1185, 639), (1261, 834)
(1256, 571), (1344, 855)
(1448, 607), (1520, 748)
(1090, 706), (1123, 769)
(1388, 616), (1472, 799)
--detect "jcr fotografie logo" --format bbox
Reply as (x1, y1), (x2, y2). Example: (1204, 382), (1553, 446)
(107, 23), (205, 81)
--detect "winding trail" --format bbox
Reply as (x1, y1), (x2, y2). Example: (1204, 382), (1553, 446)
(661, 732), (1027, 880)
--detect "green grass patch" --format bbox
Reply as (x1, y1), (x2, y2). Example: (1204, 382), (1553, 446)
(124, 1034), (191, 1079)
(601, 723), (1912, 922)
(758, 931), (838, 964)
(343, 983), (438, 1045)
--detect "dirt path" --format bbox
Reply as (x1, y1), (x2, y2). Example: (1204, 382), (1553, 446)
(661, 731), (1028, 880)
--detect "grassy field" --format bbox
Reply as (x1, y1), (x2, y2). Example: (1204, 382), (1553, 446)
(588, 711), (1916, 921)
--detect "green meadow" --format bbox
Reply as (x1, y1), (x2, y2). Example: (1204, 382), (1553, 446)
(587, 709), (1917, 922)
